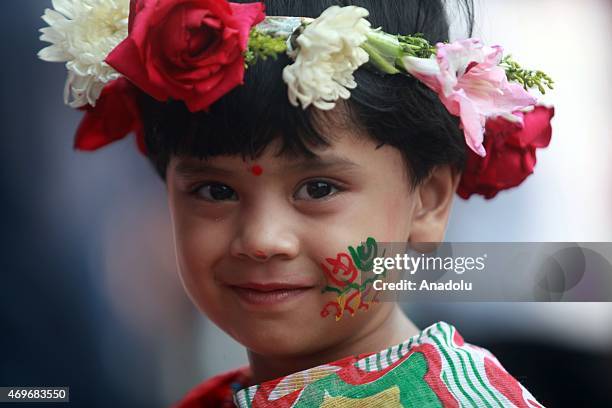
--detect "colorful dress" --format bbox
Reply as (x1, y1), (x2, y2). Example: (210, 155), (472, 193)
(174, 321), (544, 407)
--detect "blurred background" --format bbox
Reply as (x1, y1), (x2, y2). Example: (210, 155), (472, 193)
(1, 0), (611, 407)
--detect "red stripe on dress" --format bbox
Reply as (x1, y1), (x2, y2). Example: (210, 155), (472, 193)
(484, 356), (531, 408)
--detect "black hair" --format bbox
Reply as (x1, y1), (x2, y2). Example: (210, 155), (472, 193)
(141, 0), (474, 188)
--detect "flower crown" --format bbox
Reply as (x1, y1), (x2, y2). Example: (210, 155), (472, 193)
(38, 0), (555, 199)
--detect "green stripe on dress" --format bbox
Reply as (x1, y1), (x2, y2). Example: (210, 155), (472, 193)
(385, 346), (392, 366)
(465, 352), (505, 407)
(428, 326), (478, 408)
(440, 323), (505, 407)
(245, 386), (253, 408)
(448, 325), (505, 407)
(442, 370), (451, 389)
(436, 323), (492, 408)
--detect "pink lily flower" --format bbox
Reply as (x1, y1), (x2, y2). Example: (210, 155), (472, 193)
(402, 39), (536, 157)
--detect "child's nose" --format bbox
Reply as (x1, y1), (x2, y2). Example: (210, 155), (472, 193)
(229, 205), (300, 262)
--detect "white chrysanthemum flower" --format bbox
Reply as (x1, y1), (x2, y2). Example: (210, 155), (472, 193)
(282, 6), (371, 110)
(38, 0), (129, 108)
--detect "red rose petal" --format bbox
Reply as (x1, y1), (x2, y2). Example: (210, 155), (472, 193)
(228, 2), (266, 48)
(507, 106), (555, 148)
(107, 0), (266, 112)
(74, 78), (145, 155)
(458, 105), (554, 199)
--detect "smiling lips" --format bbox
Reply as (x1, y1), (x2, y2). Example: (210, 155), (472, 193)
(229, 282), (314, 307)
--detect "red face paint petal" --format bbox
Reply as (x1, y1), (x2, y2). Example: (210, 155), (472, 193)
(251, 165), (263, 176)
(319, 238), (381, 320)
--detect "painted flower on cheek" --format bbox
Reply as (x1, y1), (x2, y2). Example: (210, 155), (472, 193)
(320, 238), (381, 321)
(401, 39), (536, 157)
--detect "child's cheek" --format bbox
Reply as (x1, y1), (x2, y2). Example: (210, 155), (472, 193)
(380, 194), (413, 242)
(172, 218), (228, 307)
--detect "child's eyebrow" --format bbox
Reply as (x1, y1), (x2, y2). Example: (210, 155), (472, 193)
(285, 155), (360, 173)
(173, 155), (359, 178)
(173, 162), (235, 178)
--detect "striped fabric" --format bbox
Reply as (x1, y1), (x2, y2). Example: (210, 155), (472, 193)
(232, 321), (544, 407)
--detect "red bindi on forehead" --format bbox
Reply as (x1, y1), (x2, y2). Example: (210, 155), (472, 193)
(250, 165), (263, 176)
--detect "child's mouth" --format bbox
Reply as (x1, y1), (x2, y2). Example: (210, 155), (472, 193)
(228, 282), (315, 307)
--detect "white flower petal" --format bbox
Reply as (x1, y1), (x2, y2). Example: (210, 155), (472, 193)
(39, 27), (64, 44)
(39, 0), (129, 107)
(499, 112), (523, 123)
(313, 100), (336, 111)
(41, 9), (68, 27)
(281, 6), (371, 110)
(52, 0), (75, 19)
(401, 56), (441, 77)
(38, 45), (70, 62)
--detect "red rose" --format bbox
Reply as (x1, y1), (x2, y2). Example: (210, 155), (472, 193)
(74, 78), (146, 155)
(457, 105), (555, 199)
(106, 0), (265, 112)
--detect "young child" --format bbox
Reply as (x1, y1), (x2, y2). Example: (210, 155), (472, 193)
(39, 0), (554, 406)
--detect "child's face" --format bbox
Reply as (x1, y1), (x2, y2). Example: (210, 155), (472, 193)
(166, 129), (444, 357)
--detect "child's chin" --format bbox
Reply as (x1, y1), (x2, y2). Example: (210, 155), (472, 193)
(232, 320), (333, 357)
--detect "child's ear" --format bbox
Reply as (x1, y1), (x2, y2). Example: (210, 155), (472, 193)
(408, 166), (461, 243)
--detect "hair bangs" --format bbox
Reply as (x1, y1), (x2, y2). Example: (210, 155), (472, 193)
(141, 53), (336, 179)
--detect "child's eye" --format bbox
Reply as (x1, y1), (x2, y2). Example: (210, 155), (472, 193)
(193, 183), (238, 201)
(294, 180), (341, 201)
